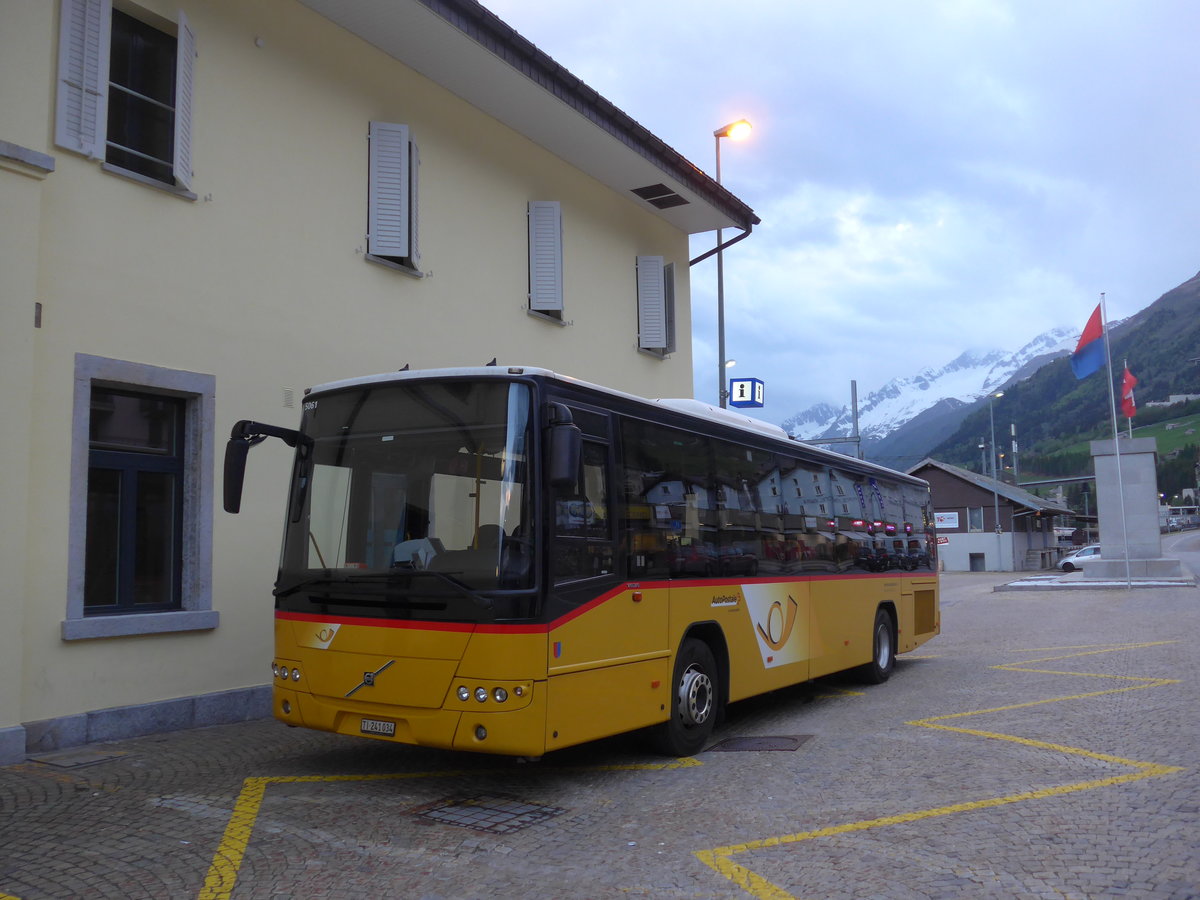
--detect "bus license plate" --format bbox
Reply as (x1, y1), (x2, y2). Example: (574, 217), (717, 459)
(360, 717), (396, 737)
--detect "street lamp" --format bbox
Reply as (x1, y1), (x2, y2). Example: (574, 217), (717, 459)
(988, 391), (1004, 567)
(714, 118), (751, 408)
(987, 392), (1005, 480)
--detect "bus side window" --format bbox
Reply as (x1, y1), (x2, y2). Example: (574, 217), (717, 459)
(552, 441), (612, 582)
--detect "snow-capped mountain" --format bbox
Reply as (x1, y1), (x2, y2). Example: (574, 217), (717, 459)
(781, 326), (1078, 444)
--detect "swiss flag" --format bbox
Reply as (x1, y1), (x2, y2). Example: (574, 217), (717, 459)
(1121, 366), (1138, 418)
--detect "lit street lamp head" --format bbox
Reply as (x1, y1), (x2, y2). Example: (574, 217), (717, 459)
(714, 119), (752, 140)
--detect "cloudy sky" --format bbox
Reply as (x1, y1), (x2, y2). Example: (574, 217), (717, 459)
(484, 0), (1200, 421)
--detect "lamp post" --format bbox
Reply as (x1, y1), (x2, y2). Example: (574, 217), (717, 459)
(714, 118), (751, 408)
(988, 391), (1005, 568)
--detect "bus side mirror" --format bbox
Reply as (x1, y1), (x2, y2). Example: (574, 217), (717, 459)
(547, 403), (581, 489)
(223, 437), (251, 514)
(223, 420), (309, 514)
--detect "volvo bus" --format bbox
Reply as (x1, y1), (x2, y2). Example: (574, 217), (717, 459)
(224, 366), (939, 757)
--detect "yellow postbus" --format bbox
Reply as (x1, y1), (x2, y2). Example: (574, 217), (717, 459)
(225, 367), (939, 756)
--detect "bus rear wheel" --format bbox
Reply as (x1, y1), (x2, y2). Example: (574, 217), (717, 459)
(857, 607), (895, 685)
(652, 638), (719, 756)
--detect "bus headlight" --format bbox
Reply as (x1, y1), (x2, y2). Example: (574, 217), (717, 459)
(451, 681), (529, 707)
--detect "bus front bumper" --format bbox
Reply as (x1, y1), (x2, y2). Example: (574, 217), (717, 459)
(274, 685), (549, 757)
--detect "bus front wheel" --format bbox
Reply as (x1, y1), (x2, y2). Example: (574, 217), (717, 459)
(857, 607), (895, 685)
(653, 638), (719, 756)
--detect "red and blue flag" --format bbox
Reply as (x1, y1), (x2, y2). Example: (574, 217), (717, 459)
(1070, 304), (1105, 379)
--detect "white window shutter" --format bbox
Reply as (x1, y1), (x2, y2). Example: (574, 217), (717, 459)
(637, 255), (667, 349)
(172, 10), (196, 189)
(528, 201), (563, 311)
(55, 0), (111, 157)
(368, 121), (412, 258)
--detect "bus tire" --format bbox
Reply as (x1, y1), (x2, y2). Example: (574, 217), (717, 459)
(857, 607), (895, 685)
(652, 637), (719, 756)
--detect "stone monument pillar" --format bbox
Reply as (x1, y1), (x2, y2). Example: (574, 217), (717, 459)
(1087, 437), (1184, 580)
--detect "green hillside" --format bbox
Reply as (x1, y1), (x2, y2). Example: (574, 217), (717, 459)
(1132, 416), (1200, 453)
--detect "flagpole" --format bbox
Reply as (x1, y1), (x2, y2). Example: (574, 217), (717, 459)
(1100, 292), (1132, 587)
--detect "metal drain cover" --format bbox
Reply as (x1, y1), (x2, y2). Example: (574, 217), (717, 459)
(416, 795), (565, 834)
(709, 735), (812, 752)
(28, 748), (127, 768)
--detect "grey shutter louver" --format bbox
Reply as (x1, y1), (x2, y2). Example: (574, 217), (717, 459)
(528, 201), (563, 311)
(172, 10), (195, 189)
(407, 139), (420, 267)
(368, 121), (412, 258)
(663, 263), (677, 353)
(637, 255), (667, 349)
(55, 0), (110, 157)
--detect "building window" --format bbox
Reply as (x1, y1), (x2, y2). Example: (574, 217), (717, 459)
(65, 355), (216, 640)
(528, 201), (564, 319)
(55, 0), (195, 192)
(968, 507), (984, 533)
(86, 389), (184, 611)
(636, 256), (676, 355)
(366, 121), (421, 274)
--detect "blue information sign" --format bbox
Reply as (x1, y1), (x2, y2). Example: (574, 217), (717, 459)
(728, 378), (765, 408)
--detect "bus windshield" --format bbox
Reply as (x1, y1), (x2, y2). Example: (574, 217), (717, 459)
(277, 380), (534, 617)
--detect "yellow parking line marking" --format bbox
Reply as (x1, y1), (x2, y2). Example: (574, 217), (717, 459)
(696, 763), (1179, 897)
(694, 641), (1183, 899)
(1009, 641), (1173, 654)
(813, 687), (864, 698)
(199, 758), (699, 899)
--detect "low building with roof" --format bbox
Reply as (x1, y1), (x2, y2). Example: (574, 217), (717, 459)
(908, 458), (1074, 572)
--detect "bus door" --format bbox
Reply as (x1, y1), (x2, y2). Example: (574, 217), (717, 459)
(544, 408), (668, 750)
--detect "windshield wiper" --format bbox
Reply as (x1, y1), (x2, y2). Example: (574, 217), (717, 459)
(274, 570), (494, 612)
(382, 569), (494, 611)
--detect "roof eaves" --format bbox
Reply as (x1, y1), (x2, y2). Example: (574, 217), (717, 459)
(910, 458), (1073, 515)
(417, 0), (760, 232)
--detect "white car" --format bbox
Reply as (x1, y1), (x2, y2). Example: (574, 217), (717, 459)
(1060, 544), (1101, 572)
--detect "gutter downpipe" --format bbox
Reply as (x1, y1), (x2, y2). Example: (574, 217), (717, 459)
(689, 226), (753, 267)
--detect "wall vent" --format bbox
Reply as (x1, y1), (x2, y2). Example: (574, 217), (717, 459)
(631, 183), (689, 209)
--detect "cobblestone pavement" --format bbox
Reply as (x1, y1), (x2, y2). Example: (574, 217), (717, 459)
(2, 569), (1198, 900)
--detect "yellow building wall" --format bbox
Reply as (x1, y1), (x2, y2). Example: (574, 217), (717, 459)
(0, 0), (695, 739)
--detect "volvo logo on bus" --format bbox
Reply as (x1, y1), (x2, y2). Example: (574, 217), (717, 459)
(346, 659), (395, 697)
